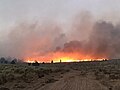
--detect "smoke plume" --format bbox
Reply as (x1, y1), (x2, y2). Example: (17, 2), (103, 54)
(1, 12), (120, 62)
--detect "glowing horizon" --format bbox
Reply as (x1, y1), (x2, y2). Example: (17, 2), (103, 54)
(24, 52), (107, 63)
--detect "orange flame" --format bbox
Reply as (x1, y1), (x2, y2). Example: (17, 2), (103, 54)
(24, 52), (107, 63)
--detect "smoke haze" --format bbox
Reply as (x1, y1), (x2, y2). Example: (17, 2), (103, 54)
(0, 11), (120, 62)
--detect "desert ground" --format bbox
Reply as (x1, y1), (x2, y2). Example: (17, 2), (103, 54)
(0, 60), (120, 90)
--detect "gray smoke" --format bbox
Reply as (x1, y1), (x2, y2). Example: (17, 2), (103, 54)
(88, 21), (120, 58)
(0, 21), (67, 59)
(1, 12), (120, 61)
(61, 21), (120, 59)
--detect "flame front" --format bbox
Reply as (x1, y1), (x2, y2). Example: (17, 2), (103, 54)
(24, 52), (107, 63)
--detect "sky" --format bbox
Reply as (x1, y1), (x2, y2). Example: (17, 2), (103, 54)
(0, 0), (120, 32)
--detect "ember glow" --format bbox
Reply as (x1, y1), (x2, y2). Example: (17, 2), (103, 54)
(24, 52), (107, 63)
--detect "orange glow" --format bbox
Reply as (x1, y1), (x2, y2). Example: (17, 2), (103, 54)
(24, 52), (107, 63)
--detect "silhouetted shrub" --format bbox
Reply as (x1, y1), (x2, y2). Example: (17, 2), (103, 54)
(0, 57), (6, 64)
(51, 60), (53, 63)
(42, 62), (45, 64)
(4, 60), (8, 64)
(38, 74), (44, 78)
(10, 60), (16, 64)
(32, 61), (39, 66)
(28, 63), (31, 66)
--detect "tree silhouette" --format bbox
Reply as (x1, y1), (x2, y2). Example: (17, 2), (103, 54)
(10, 59), (17, 64)
(0, 57), (6, 63)
(51, 60), (53, 64)
(32, 61), (39, 66)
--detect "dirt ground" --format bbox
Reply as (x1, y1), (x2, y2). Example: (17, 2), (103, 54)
(38, 70), (108, 90)
(29, 69), (120, 90)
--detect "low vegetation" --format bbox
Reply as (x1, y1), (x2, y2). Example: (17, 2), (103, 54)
(0, 59), (120, 90)
(0, 63), (70, 90)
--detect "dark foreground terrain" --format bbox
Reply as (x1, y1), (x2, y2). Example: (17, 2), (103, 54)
(0, 59), (120, 90)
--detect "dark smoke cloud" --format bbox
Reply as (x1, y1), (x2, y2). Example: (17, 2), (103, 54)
(88, 21), (120, 58)
(61, 21), (120, 59)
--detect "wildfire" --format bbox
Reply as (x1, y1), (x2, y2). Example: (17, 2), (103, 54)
(24, 52), (107, 63)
